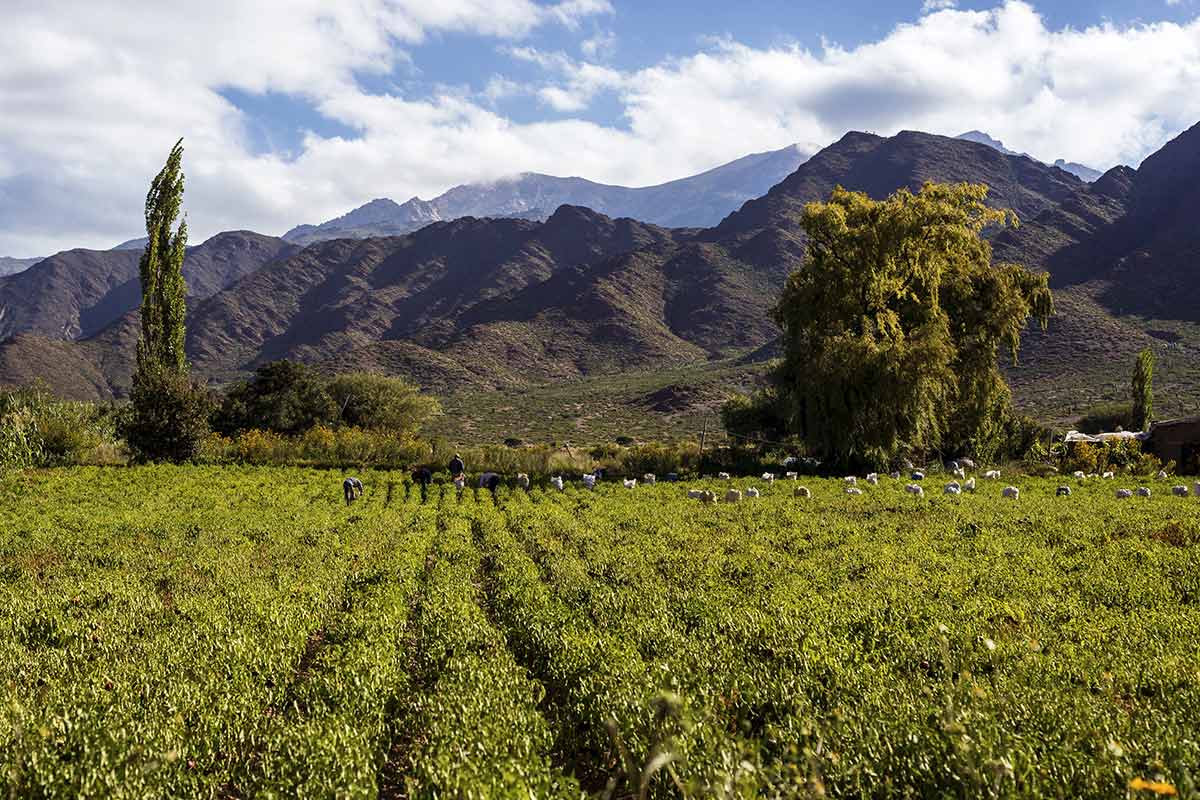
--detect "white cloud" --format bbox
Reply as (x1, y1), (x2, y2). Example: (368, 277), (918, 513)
(923, 0), (959, 12)
(581, 29), (618, 59)
(3, 0), (1200, 256)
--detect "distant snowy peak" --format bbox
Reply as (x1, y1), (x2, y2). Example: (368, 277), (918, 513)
(956, 131), (1103, 183)
(283, 143), (810, 245)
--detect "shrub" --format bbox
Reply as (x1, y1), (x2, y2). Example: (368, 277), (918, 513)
(0, 384), (125, 468)
(1075, 402), (1133, 435)
(118, 369), (214, 463)
(327, 372), (439, 434)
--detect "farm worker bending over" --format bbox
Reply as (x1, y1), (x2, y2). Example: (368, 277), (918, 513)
(343, 477), (364, 505)
(448, 454), (465, 480)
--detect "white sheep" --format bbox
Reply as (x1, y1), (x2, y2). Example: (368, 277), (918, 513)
(642, 473), (656, 485)
(844, 476), (857, 486)
(687, 489), (704, 499)
(866, 473), (879, 485)
(550, 476), (564, 491)
(701, 490), (717, 504)
(1137, 487), (1152, 497)
(845, 487), (863, 496)
(1195, 482), (1200, 498)
(1172, 485), (1190, 497)
(1056, 486), (1072, 497)
(1102, 472), (1115, 480)
(761, 472), (776, 483)
(794, 486), (811, 498)
(1157, 470), (1169, 480)
(984, 470), (1001, 480)
(1072, 471), (1086, 480)
(1002, 486), (1020, 500)
(905, 484), (925, 497)
(718, 472), (731, 480)
(581, 474), (597, 489)
(786, 471), (799, 480)
(1116, 488), (1133, 499)
(911, 471), (925, 481)
(952, 467), (966, 480)
(964, 477), (977, 492)
(746, 487), (760, 498)
(725, 489), (742, 503)
(889, 471), (901, 480)
(960, 458), (977, 470)
(623, 478), (637, 489)
(944, 482), (962, 495)
(516, 473), (530, 489)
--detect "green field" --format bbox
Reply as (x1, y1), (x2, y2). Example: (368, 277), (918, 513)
(2, 467), (1199, 798)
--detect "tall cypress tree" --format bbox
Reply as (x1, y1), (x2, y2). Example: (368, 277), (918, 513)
(1131, 347), (1155, 431)
(136, 138), (189, 375)
(120, 140), (212, 463)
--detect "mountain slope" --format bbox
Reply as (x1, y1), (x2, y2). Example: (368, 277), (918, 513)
(956, 131), (1104, 182)
(0, 257), (42, 277)
(282, 144), (809, 245)
(0, 231), (296, 341)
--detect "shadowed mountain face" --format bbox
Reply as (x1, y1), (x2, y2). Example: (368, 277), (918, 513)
(0, 231), (296, 342)
(4, 126), (1200, 429)
(282, 144), (809, 245)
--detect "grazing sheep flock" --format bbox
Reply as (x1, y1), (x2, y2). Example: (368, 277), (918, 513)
(504, 463), (1198, 507)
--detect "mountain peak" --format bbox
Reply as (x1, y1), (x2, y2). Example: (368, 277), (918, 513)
(956, 130), (1018, 156)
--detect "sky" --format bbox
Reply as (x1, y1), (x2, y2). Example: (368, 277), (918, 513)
(2, 0), (1200, 256)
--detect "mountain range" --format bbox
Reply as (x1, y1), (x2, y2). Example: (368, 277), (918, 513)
(2, 124), (1198, 437)
(281, 144), (810, 245)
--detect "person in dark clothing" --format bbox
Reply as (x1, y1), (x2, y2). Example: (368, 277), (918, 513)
(448, 454), (465, 479)
(343, 477), (364, 505)
(411, 467), (432, 501)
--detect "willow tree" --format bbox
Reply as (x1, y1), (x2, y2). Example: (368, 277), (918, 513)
(120, 140), (211, 462)
(772, 182), (1052, 468)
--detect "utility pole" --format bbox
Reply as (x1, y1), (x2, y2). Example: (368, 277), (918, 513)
(698, 417), (708, 475)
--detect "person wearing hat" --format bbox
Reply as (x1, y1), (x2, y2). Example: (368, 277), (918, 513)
(448, 453), (465, 480)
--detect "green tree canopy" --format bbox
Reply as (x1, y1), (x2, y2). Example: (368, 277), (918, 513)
(1131, 347), (1155, 431)
(771, 182), (1053, 468)
(327, 372), (439, 434)
(214, 360), (336, 436)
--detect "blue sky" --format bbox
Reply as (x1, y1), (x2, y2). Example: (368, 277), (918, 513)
(224, 0), (1200, 156)
(3, 0), (1200, 255)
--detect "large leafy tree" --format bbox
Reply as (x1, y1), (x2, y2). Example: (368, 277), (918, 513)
(214, 360), (337, 436)
(1131, 347), (1155, 431)
(120, 140), (212, 463)
(772, 182), (1052, 468)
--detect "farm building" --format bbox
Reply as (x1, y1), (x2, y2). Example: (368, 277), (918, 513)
(1149, 416), (1200, 473)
